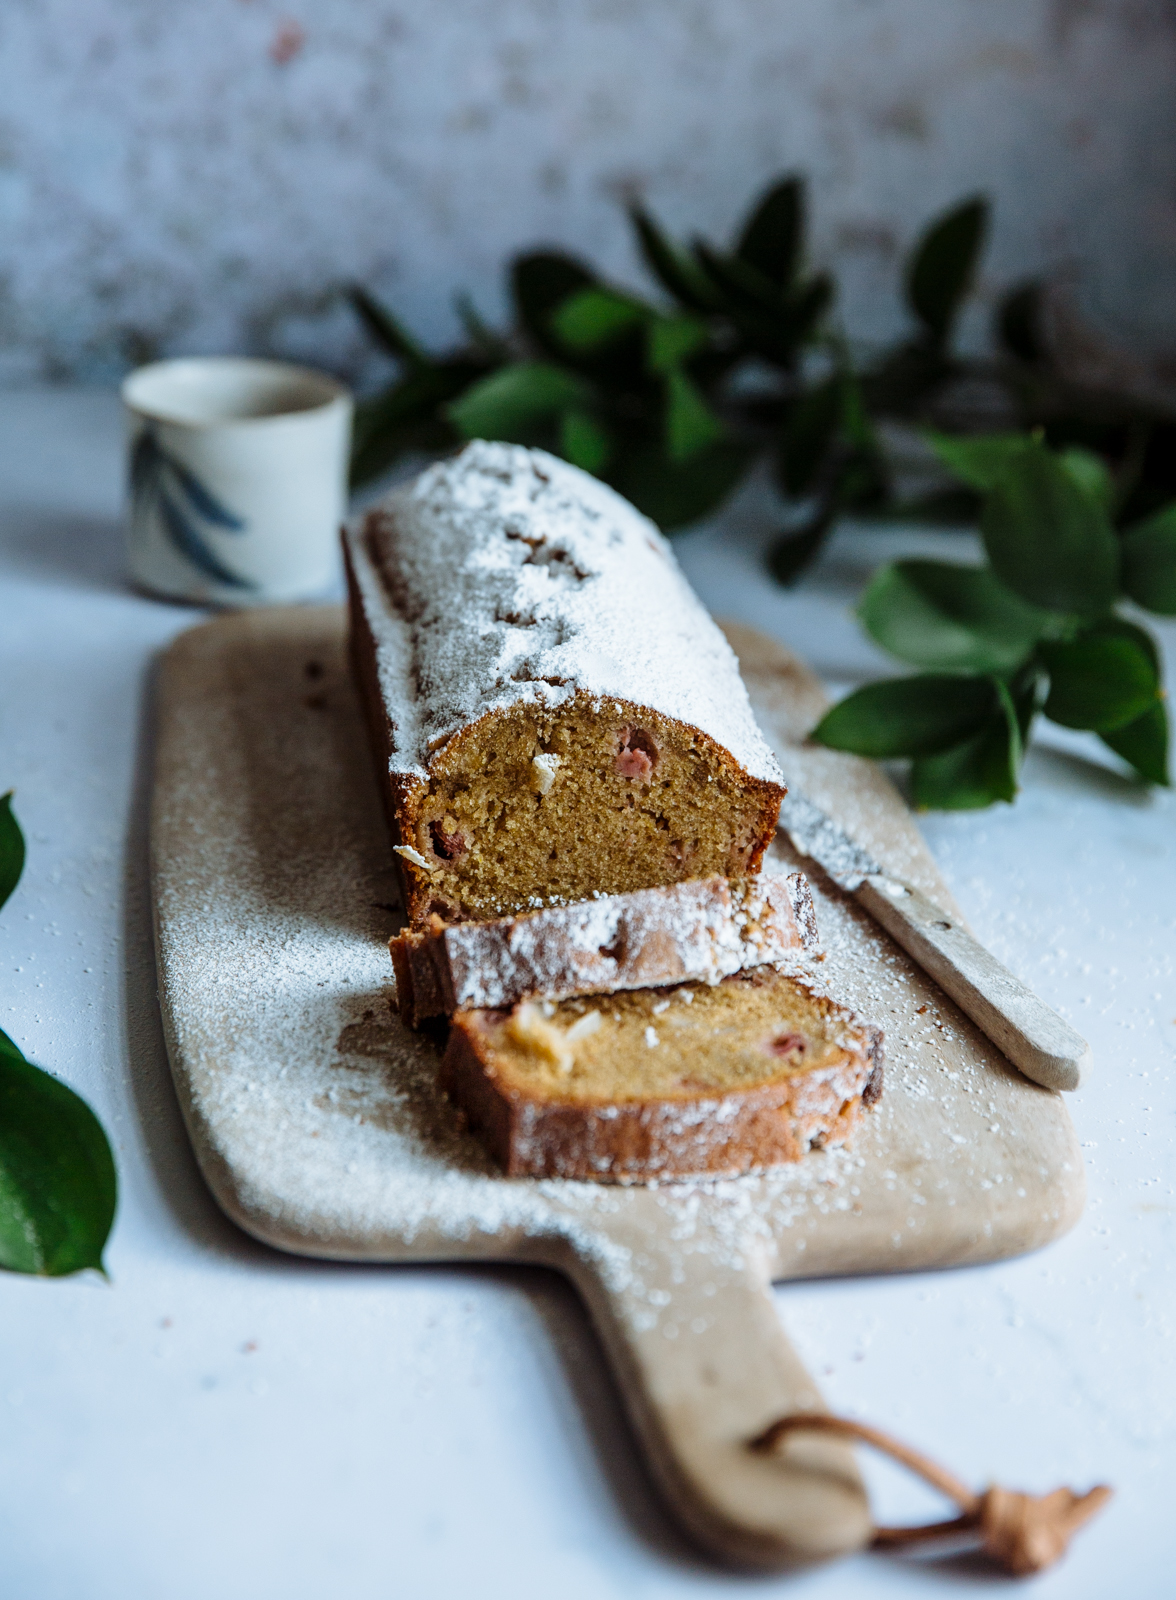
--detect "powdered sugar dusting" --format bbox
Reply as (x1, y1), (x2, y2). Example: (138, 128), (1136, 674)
(151, 608), (1082, 1328)
(428, 872), (819, 1012)
(347, 441), (783, 785)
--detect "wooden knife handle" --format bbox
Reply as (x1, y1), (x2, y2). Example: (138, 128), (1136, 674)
(856, 875), (1092, 1093)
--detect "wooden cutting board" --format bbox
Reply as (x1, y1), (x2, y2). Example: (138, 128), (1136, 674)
(149, 606), (1084, 1570)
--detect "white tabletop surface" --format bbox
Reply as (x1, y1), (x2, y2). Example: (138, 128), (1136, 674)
(1, 387), (1173, 1599)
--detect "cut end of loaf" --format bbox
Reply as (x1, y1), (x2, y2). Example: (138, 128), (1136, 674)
(395, 694), (783, 925)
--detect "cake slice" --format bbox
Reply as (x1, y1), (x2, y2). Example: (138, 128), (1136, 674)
(391, 871), (819, 1028)
(345, 441), (786, 926)
(442, 968), (884, 1182)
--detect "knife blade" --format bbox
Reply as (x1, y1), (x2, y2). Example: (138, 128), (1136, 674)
(776, 790), (1091, 1093)
(778, 790), (883, 892)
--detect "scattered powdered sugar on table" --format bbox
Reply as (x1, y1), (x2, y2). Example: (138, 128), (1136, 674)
(151, 607), (1082, 1329)
(346, 440), (782, 785)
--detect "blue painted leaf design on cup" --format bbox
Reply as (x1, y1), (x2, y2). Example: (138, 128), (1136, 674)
(129, 429), (156, 498)
(131, 428), (255, 589)
(164, 451), (246, 531)
(155, 488), (251, 588)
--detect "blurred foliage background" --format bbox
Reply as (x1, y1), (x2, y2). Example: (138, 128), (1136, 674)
(346, 180), (1176, 806)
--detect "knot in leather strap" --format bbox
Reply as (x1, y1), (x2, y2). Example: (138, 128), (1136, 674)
(750, 1412), (1112, 1577)
(973, 1483), (1113, 1577)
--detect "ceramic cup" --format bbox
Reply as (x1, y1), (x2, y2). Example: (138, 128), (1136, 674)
(122, 356), (353, 606)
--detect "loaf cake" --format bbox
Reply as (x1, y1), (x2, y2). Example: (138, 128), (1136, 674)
(391, 871), (819, 1027)
(442, 968), (884, 1181)
(345, 441), (786, 926)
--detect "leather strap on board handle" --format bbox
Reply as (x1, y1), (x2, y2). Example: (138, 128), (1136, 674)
(750, 1413), (1112, 1577)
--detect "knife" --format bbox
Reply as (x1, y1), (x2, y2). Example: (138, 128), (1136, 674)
(777, 789), (1091, 1092)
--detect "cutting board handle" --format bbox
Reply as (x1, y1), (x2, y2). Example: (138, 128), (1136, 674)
(563, 1221), (872, 1568)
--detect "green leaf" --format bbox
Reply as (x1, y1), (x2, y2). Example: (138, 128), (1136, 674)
(906, 196), (989, 347)
(778, 378), (841, 497)
(927, 431), (1032, 491)
(838, 366), (877, 455)
(736, 175), (803, 287)
(347, 286), (428, 368)
(664, 367), (723, 463)
(690, 241), (830, 364)
(647, 315), (710, 374)
(512, 252), (597, 352)
(549, 288), (644, 352)
(777, 369), (879, 501)
(834, 448), (889, 513)
(693, 240), (781, 317)
(1099, 700), (1170, 786)
(1127, 421), (1176, 524)
(810, 674), (998, 759)
(858, 561), (1046, 673)
(559, 408), (613, 474)
(767, 506), (837, 585)
(0, 791), (25, 912)
(829, 371), (888, 511)
(0, 1036), (117, 1277)
(787, 273), (835, 342)
(933, 434), (1116, 540)
(454, 292), (510, 362)
(997, 281), (1047, 363)
(910, 682), (1022, 810)
(349, 361), (483, 488)
(629, 204), (720, 313)
(981, 442), (1119, 616)
(1059, 446), (1114, 514)
(608, 439), (750, 530)
(1040, 620), (1161, 732)
(1009, 660), (1045, 748)
(447, 362), (589, 441)
(1120, 503), (1176, 615)
(1101, 614), (1160, 675)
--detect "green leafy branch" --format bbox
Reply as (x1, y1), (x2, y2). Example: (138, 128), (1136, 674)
(810, 436), (1174, 807)
(349, 176), (845, 530)
(0, 792), (117, 1277)
(770, 195), (1176, 578)
(344, 173), (1176, 809)
(346, 176), (1176, 578)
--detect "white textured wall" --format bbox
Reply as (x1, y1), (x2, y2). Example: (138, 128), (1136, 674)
(0, 0), (1173, 386)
